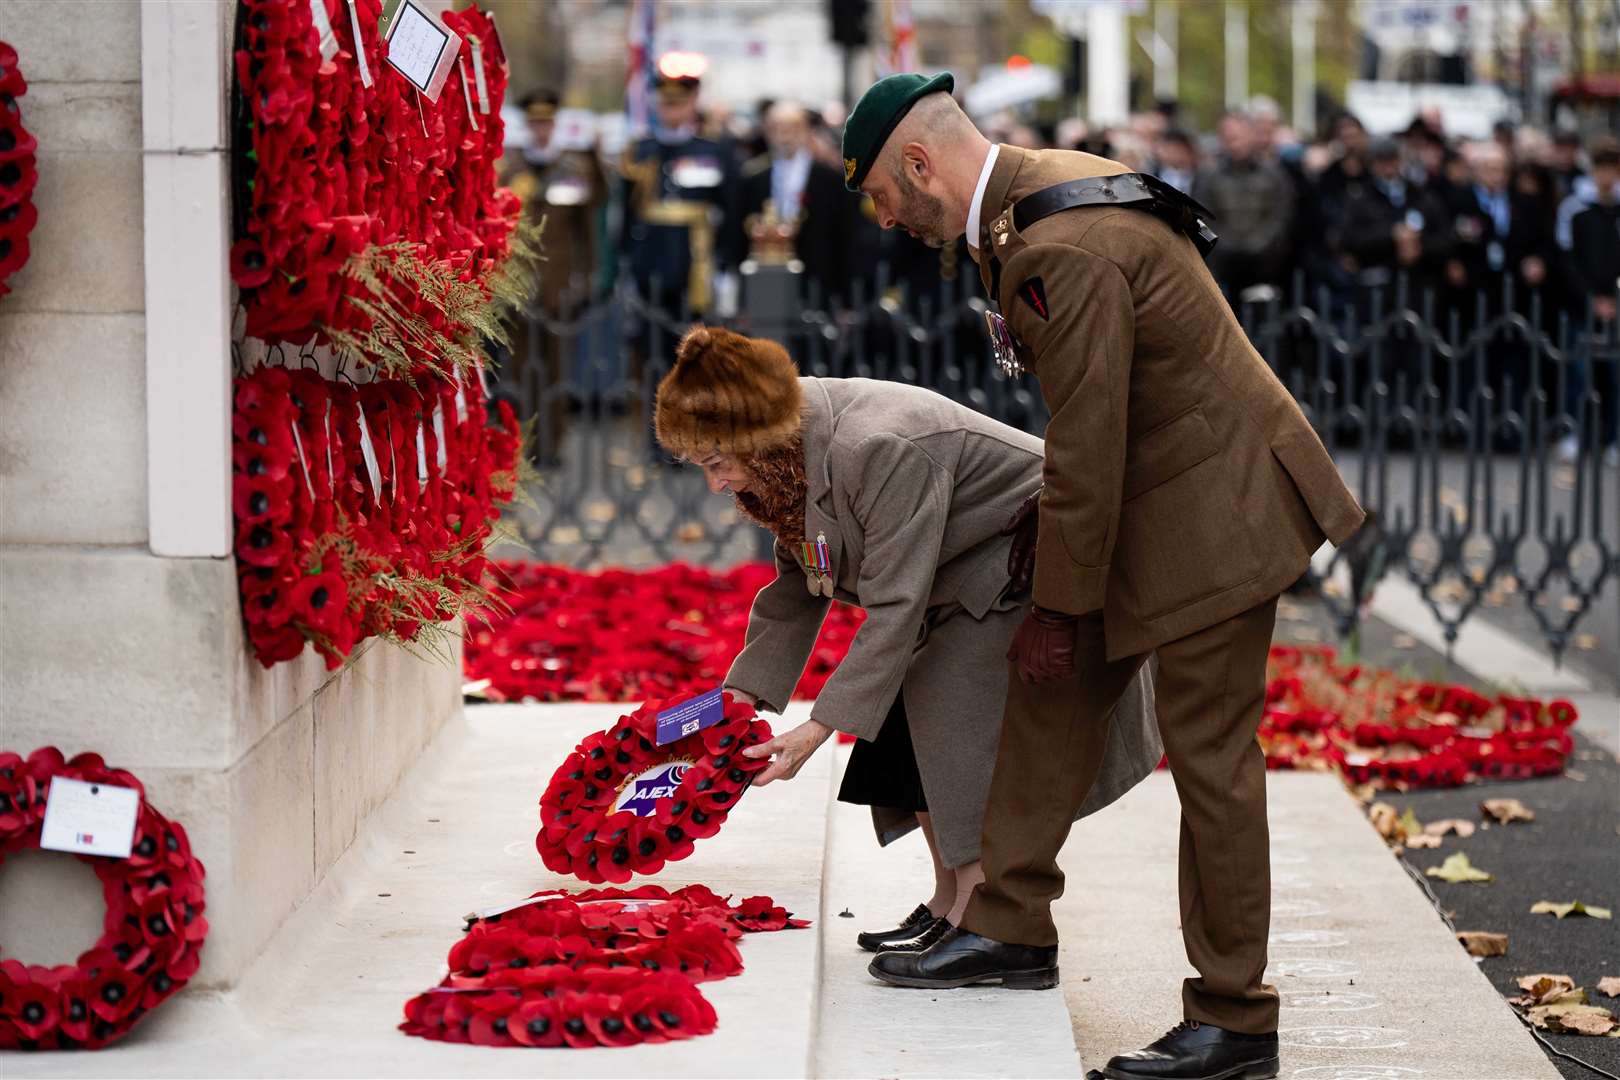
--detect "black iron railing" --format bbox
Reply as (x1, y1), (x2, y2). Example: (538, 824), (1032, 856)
(493, 272), (1618, 666)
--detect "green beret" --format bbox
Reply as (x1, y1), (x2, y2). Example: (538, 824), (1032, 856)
(841, 71), (955, 191)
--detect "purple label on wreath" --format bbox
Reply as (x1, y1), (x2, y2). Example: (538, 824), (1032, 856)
(655, 687), (725, 746)
(613, 761), (692, 817)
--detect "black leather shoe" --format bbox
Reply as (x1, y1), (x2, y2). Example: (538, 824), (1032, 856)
(1100, 1020), (1279, 1080)
(877, 916), (954, 953)
(856, 903), (937, 953)
(868, 926), (1058, 989)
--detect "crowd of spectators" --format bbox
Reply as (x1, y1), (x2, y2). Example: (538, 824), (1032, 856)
(506, 84), (1619, 455)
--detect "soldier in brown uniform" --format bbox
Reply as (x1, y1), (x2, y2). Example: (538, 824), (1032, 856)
(843, 74), (1364, 1080)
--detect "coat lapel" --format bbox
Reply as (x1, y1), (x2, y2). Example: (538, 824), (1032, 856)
(798, 378), (848, 592)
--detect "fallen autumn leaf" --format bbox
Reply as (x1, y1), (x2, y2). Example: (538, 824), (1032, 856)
(1511, 974), (1578, 1007)
(1597, 977), (1620, 998)
(1481, 798), (1536, 824)
(1424, 818), (1477, 838)
(1529, 900), (1613, 920)
(1426, 852), (1492, 884)
(1456, 931), (1508, 957)
(1527, 1003), (1618, 1036)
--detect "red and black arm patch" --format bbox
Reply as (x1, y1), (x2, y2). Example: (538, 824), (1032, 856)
(1016, 276), (1050, 321)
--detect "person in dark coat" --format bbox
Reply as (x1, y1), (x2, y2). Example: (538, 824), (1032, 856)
(1445, 141), (1558, 312)
(1194, 112), (1296, 300)
(1339, 137), (1454, 302)
(1558, 137), (1620, 458)
(738, 101), (858, 304)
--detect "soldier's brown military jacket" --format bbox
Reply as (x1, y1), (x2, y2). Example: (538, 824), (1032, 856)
(971, 145), (1365, 660)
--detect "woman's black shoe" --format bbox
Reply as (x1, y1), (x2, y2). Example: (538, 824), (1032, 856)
(856, 903), (937, 953)
(878, 916), (954, 953)
(1100, 1019), (1279, 1080)
(868, 926), (1058, 989)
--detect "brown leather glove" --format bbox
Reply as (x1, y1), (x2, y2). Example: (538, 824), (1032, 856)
(1001, 487), (1041, 594)
(1006, 604), (1078, 684)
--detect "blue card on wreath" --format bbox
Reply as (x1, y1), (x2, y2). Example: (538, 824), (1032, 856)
(655, 687), (726, 746)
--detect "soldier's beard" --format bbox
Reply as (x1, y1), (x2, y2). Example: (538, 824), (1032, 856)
(730, 435), (808, 547)
(896, 169), (950, 248)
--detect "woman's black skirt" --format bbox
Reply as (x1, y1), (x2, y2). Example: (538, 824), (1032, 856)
(836, 689), (928, 814)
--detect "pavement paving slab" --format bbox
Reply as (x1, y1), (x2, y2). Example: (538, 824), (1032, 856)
(1054, 771), (1561, 1080)
(813, 743), (1084, 1079)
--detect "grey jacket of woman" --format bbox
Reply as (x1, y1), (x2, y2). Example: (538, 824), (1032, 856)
(724, 376), (1162, 866)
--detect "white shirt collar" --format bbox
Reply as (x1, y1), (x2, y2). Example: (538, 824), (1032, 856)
(966, 143), (1001, 251)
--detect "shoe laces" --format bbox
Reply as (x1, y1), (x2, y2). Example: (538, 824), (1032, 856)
(1161, 1019), (1201, 1041)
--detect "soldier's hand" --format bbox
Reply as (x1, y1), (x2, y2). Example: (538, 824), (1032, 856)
(1007, 604), (1079, 684)
(1001, 487), (1041, 594)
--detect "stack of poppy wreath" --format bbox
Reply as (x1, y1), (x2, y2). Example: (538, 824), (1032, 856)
(400, 886), (807, 1048)
(0, 748), (207, 1051)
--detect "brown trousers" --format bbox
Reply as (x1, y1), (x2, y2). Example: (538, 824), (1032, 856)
(961, 598), (1280, 1034)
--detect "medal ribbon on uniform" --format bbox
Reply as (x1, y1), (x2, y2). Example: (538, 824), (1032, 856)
(800, 532), (834, 597)
(983, 309), (1024, 378)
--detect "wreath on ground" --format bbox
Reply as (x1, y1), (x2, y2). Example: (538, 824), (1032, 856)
(0, 41), (40, 298)
(0, 748), (208, 1051)
(536, 693), (773, 884)
(401, 886), (807, 1048)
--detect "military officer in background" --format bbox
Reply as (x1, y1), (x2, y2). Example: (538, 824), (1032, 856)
(619, 55), (742, 319)
(503, 90), (608, 460)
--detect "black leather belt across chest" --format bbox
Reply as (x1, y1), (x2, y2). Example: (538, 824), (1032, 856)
(984, 172), (1219, 303)
(1010, 172), (1220, 257)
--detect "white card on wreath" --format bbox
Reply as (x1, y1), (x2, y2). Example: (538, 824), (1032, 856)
(384, 0), (462, 103)
(40, 777), (140, 859)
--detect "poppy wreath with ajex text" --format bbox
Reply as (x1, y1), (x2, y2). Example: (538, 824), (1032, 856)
(536, 693), (773, 884)
(0, 748), (208, 1051)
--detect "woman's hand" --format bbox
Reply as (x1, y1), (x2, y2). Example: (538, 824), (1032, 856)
(742, 718), (833, 786)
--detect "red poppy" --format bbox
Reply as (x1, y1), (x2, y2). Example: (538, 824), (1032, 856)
(508, 995), (564, 1047)
(8, 979), (57, 1041)
(466, 991), (520, 1046)
(289, 571), (348, 635)
(730, 895), (810, 932)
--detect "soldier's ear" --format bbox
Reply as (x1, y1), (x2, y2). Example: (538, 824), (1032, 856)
(901, 141), (931, 180)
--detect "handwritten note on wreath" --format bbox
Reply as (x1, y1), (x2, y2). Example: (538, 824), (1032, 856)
(384, 0), (461, 102)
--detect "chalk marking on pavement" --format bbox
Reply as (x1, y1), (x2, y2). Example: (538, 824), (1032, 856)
(1269, 930), (1351, 949)
(1293, 1067), (1424, 1079)
(1281, 991), (1381, 1013)
(1270, 958), (1362, 979)
(1279, 1026), (1408, 1050)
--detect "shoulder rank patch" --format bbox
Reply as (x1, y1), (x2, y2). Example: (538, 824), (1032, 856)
(1016, 276), (1050, 321)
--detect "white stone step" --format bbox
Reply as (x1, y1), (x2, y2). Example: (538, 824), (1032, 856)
(1055, 771), (1560, 1079)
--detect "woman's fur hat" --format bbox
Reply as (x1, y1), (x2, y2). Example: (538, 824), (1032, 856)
(654, 325), (804, 459)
